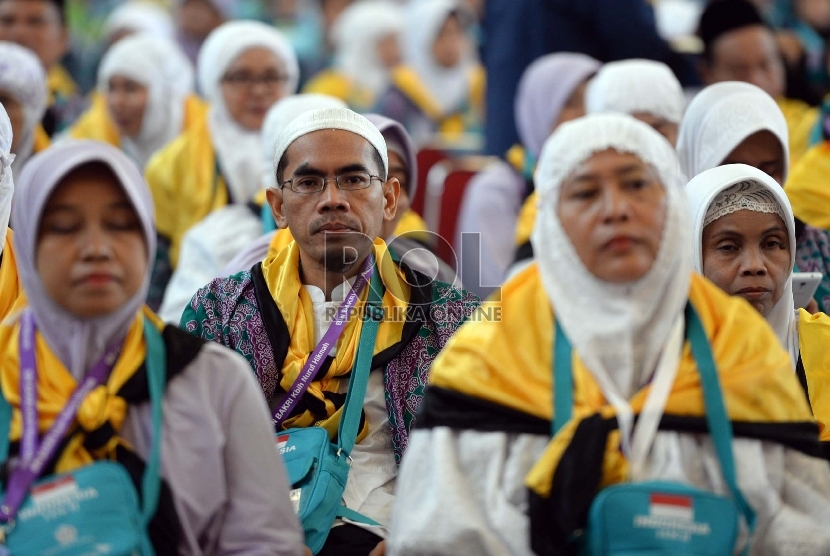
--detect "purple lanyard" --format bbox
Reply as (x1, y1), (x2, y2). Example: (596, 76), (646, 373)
(0, 310), (120, 523)
(271, 255), (375, 429)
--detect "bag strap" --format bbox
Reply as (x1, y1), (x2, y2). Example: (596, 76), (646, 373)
(141, 319), (166, 525)
(0, 380), (10, 465)
(336, 505), (382, 527)
(684, 304), (756, 546)
(552, 318), (573, 436)
(552, 303), (756, 544)
(336, 266), (385, 458)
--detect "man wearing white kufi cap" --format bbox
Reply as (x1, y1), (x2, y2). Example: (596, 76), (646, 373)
(182, 107), (479, 554)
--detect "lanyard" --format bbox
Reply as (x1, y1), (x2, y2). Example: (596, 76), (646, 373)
(271, 255), (376, 429)
(553, 302), (757, 545)
(0, 310), (120, 524)
(553, 315), (683, 477)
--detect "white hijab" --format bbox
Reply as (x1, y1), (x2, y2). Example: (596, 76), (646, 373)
(13, 141), (157, 379)
(676, 81), (789, 181)
(102, 0), (175, 41)
(98, 34), (195, 168)
(332, 0), (404, 98)
(260, 94), (347, 190)
(0, 42), (47, 177)
(531, 113), (692, 461)
(403, 0), (477, 115)
(198, 21), (299, 204)
(686, 163), (798, 365)
(0, 103), (14, 255)
(585, 59), (685, 124)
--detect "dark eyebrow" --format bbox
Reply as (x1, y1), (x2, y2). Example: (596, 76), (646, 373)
(109, 201), (136, 211)
(41, 204), (78, 215)
(335, 163), (373, 175)
(289, 163), (373, 178)
(570, 163), (645, 184)
(762, 225), (788, 236)
(43, 201), (135, 214)
(710, 228), (744, 241)
(289, 163), (327, 178)
(614, 163), (646, 176)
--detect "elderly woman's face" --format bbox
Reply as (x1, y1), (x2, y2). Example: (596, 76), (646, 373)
(701, 210), (790, 316)
(220, 47), (289, 131)
(36, 164), (148, 318)
(557, 149), (667, 283)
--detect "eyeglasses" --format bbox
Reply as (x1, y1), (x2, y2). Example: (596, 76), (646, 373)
(221, 72), (289, 89)
(280, 172), (382, 194)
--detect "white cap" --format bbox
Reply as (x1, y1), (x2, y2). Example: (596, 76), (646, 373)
(271, 107), (388, 184)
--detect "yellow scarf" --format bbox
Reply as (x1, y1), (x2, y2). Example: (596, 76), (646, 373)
(0, 232), (24, 321)
(262, 238), (408, 439)
(785, 142), (830, 229)
(47, 65), (78, 103)
(302, 69), (377, 111)
(797, 308), (830, 441)
(430, 264), (811, 498)
(144, 114), (228, 267)
(777, 97), (818, 167)
(514, 191), (538, 247)
(70, 93), (209, 149)
(390, 65), (485, 139)
(0, 308), (162, 473)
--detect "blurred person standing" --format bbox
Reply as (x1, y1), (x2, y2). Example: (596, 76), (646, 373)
(481, 0), (697, 157)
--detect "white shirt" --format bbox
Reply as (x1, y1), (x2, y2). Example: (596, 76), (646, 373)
(303, 279), (398, 537)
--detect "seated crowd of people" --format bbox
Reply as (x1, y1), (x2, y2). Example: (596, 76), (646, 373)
(4, 0), (830, 554)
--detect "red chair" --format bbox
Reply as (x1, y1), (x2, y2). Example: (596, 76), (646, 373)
(423, 156), (497, 268)
(412, 147), (448, 218)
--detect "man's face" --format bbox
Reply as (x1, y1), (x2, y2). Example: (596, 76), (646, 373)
(0, 0), (67, 70)
(267, 129), (400, 274)
(701, 25), (785, 99)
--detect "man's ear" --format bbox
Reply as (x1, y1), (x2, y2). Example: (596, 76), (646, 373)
(266, 187), (289, 229)
(381, 177), (400, 223)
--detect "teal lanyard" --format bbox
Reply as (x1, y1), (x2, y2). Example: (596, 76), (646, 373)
(552, 303), (756, 542)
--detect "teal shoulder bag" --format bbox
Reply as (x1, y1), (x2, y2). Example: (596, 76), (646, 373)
(0, 317), (166, 556)
(553, 303), (756, 555)
(278, 265), (384, 554)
